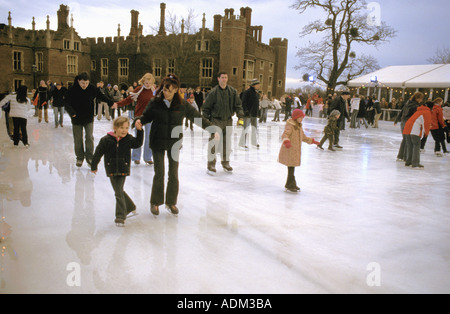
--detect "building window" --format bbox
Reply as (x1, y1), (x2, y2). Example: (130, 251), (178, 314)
(101, 58), (109, 77)
(118, 58), (129, 77)
(74, 41), (80, 51)
(36, 52), (44, 72)
(259, 74), (263, 84)
(232, 67), (238, 76)
(278, 80), (282, 88)
(201, 58), (213, 79)
(260, 60), (264, 70)
(196, 40), (210, 52)
(14, 80), (23, 91)
(167, 58), (176, 74)
(243, 60), (255, 82)
(153, 59), (162, 78)
(67, 55), (78, 74)
(269, 76), (273, 87)
(13, 51), (23, 71)
(269, 63), (274, 72)
(64, 40), (71, 50)
(91, 60), (96, 71)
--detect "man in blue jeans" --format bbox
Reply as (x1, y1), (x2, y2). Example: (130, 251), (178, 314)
(65, 72), (114, 167)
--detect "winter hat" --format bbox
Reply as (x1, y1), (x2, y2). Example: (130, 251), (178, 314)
(330, 109), (341, 117)
(292, 109), (305, 120)
(250, 79), (261, 86)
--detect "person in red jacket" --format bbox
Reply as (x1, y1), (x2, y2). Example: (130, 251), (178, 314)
(403, 104), (432, 169)
(113, 73), (156, 165)
(430, 98), (448, 156)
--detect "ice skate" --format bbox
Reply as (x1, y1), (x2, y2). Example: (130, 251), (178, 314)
(115, 218), (125, 227)
(222, 161), (233, 173)
(207, 162), (217, 175)
(150, 204), (159, 217)
(166, 205), (179, 217)
(285, 187), (299, 193)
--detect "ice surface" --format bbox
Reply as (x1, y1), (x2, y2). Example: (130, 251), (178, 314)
(0, 107), (448, 294)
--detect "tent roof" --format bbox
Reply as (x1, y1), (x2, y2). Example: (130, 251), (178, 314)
(347, 64), (450, 88)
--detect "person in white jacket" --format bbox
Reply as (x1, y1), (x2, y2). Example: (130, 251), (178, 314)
(0, 85), (31, 147)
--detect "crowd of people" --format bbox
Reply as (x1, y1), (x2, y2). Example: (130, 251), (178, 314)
(1, 72), (449, 227)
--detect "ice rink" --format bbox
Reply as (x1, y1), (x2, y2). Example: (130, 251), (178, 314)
(0, 107), (449, 294)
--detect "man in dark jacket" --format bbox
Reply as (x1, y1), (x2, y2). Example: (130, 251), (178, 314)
(329, 91), (351, 148)
(202, 72), (244, 173)
(50, 82), (67, 128)
(239, 78), (260, 149)
(65, 72), (114, 167)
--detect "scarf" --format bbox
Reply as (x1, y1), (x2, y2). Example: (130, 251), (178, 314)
(129, 84), (155, 101)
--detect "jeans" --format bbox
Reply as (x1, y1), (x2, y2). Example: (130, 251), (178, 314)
(208, 118), (232, 163)
(405, 134), (421, 166)
(53, 106), (64, 126)
(151, 149), (180, 206)
(350, 110), (359, 128)
(273, 109), (281, 121)
(239, 117), (259, 147)
(97, 102), (110, 120)
(72, 122), (94, 162)
(319, 133), (334, 149)
(12, 117), (28, 146)
(397, 123), (407, 160)
(259, 108), (268, 123)
(110, 176), (136, 220)
(132, 123), (152, 162)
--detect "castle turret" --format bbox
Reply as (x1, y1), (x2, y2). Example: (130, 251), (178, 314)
(219, 10), (246, 89)
(269, 37), (288, 98)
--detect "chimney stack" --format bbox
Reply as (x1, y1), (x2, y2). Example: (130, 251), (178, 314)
(158, 3), (166, 36)
(57, 4), (69, 30)
(129, 10), (139, 37)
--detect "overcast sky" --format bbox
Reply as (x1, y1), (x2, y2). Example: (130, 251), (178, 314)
(1, 0), (449, 88)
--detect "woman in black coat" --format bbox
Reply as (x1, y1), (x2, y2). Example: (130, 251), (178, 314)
(357, 96), (368, 128)
(135, 74), (218, 217)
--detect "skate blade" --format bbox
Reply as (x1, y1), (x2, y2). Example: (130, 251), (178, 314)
(207, 170), (217, 176)
(127, 211), (139, 218)
(165, 207), (179, 217)
(115, 223), (125, 227)
(285, 189), (299, 194)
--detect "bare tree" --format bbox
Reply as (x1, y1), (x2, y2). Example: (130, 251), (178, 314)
(149, 8), (198, 35)
(428, 47), (450, 64)
(291, 0), (396, 92)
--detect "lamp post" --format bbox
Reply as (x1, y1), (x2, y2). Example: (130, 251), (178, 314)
(32, 64), (37, 89)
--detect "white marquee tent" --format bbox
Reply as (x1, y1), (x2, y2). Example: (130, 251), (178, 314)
(347, 64), (450, 101)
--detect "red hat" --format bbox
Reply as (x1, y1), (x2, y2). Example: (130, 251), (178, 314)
(292, 109), (305, 120)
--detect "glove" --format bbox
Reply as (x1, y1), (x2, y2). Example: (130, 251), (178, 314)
(283, 140), (292, 149)
(312, 138), (320, 145)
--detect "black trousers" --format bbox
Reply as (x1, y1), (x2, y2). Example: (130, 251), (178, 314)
(431, 128), (448, 153)
(151, 149), (180, 206)
(285, 167), (297, 189)
(12, 117), (28, 146)
(110, 176), (136, 220)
